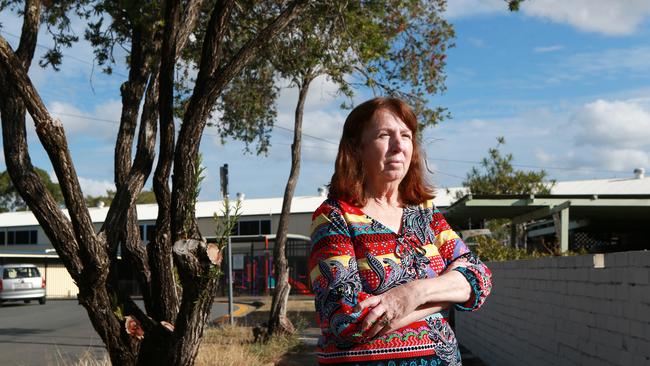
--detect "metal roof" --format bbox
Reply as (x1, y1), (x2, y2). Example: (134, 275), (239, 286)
(445, 194), (650, 223)
(0, 175), (647, 228)
(0, 191), (458, 228)
(551, 176), (650, 195)
(0, 195), (327, 228)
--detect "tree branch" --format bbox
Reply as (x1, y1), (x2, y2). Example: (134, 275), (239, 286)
(0, 35), (105, 282)
(175, 0), (206, 56)
(171, 0), (309, 240)
(148, 0), (183, 322)
(114, 24), (150, 188)
(15, 0), (40, 70)
(102, 72), (159, 307)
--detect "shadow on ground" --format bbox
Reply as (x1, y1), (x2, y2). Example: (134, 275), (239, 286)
(237, 306), (486, 366)
(240, 309), (317, 329)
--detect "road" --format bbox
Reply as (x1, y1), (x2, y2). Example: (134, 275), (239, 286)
(0, 299), (229, 366)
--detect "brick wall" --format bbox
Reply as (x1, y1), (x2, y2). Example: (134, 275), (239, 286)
(455, 250), (650, 366)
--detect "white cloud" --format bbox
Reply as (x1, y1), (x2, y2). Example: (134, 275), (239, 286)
(78, 176), (115, 197)
(446, 0), (650, 36)
(573, 99), (650, 149)
(531, 98), (650, 176)
(593, 148), (650, 171)
(534, 149), (553, 163)
(49, 172), (114, 197)
(522, 0), (650, 36)
(276, 108), (345, 164)
(565, 46), (650, 77)
(276, 75), (345, 112)
(48, 100), (121, 139)
(536, 46), (650, 86)
(533, 45), (564, 53)
(444, 0), (504, 19)
(467, 37), (487, 48)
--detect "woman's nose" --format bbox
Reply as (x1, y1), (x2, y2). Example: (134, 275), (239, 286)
(391, 136), (405, 152)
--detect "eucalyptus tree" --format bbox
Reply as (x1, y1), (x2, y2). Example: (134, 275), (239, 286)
(242, 0), (455, 335)
(0, 0), (310, 365)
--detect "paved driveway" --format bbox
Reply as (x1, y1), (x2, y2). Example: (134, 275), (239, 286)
(0, 299), (229, 366)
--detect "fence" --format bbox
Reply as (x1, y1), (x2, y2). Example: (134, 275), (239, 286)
(455, 250), (650, 365)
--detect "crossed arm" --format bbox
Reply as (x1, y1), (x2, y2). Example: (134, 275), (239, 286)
(355, 258), (472, 338)
(309, 203), (492, 345)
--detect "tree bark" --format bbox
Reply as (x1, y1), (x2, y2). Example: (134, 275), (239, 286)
(268, 77), (312, 335)
(0, 5), (137, 364)
(0, 1), (310, 365)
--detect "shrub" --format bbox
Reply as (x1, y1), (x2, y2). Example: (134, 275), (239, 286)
(474, 236), (585, 262)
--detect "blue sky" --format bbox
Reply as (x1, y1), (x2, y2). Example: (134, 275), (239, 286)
(1, 0), (650, 201)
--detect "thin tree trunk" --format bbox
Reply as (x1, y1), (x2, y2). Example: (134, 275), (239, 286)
(268, 77), (312, 335)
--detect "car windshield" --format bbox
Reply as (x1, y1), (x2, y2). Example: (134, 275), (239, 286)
(3, 267), (40, 279)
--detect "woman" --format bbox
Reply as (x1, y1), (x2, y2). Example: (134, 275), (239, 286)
(309, 97), (492, 366)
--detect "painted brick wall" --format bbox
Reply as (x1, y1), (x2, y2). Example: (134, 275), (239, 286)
(455, 250), (650, 366)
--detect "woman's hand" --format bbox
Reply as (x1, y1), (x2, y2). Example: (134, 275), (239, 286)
(444, 256), (472, 273)
(354, 281), (423, 339)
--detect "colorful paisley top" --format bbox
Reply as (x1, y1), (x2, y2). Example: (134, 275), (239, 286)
(309, 199), (492, 365)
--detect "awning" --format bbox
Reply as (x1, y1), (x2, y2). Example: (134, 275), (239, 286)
(444, 194), (650, 252)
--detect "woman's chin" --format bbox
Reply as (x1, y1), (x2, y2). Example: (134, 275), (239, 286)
(380, 171), (406, 183)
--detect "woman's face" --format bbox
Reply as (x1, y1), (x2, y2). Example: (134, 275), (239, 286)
(360, 109), (414, 187)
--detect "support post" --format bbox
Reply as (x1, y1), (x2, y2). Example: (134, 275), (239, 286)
(221, 164), (234, 325)
(264, 236), (269, 295)
(510, 221), (517, 248)
(560, 206), (569, 253)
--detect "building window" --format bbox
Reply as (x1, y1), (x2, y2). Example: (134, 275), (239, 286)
(0, 232), (4, 245)
(139, 224), (157, 243)
(146, 225), (156, 242)
(261, 220), (271, 235)
(232, 220), (271, 236)
(4, 230), (38, 245)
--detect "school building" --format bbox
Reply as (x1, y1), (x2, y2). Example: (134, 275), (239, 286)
(1, 170), (648, 299)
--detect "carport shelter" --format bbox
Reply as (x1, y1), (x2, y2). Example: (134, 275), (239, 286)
(443, 194), (650, 252)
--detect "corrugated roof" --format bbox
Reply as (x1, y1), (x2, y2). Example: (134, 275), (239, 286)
(0, 195), (327, 228)
(550, 177), (650, 195)
(435, 176), (650, 204)
(1, 176), (647, 228)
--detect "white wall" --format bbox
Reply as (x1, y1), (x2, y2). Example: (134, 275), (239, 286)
(36, 263), (79, 299)
(455, 251), (650, 366)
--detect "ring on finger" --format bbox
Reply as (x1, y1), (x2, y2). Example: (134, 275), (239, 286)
(379, 315), (390, 327)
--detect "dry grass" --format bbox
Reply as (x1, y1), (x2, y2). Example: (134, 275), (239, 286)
(196, 324), (302, 366)
(56, 350), (110, 366)
(63, 326), (300, 366)
(254, 297), (315, 313)
(64, 298), (315, 366)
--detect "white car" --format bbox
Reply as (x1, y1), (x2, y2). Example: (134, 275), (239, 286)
(0, 264), (46, 305)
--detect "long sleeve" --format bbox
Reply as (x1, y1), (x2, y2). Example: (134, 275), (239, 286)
(431, 209), (492, 311)
(309, 201), (373, 346)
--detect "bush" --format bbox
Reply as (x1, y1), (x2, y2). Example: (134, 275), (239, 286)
(474, 236), (585, 261)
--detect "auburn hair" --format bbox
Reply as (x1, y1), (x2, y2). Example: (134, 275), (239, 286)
(328, 97), (435, 206)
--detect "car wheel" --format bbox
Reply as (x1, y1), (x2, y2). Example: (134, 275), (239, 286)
(24, 300), (31, 304)
(39, 297), (46, 305)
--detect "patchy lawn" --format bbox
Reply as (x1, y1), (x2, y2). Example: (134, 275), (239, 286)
(196, 325), (302, 366)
